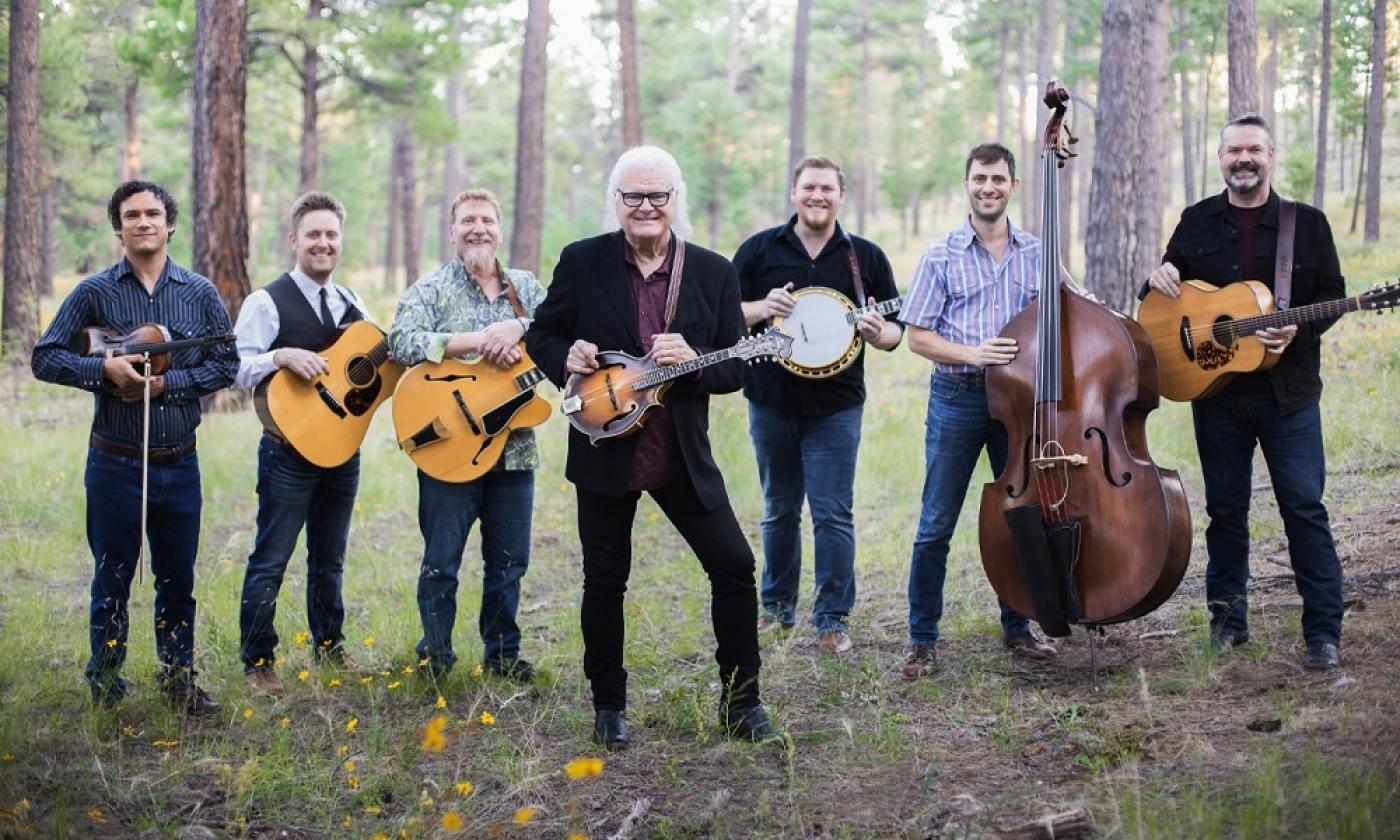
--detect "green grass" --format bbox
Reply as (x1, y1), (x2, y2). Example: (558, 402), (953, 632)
(3, 211), (1400, 838)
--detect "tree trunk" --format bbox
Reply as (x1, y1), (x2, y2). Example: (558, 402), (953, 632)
(726, 0), (742, 95)
(618, 0), (641, 147)
(1177, 5), (1196, 206)
(510, 0), (549, 276)
(39, 169), (53, 297)
(1028, 0), (1056, 238)
(2, 0), (41, 352)
(1260, 13), (1277, 129)
(1313, 0), (1332, 208)
(441, 13), (466, 263)
(1019, 15), (1033, 223)
(192, 0), (250, 321)
(1227, 0), (1259, 117)
(787, 0), (813, 198)
(398, 126), (420, 285)
(1350, 112), (1367, 234)
(1085, 0), (1162, 312)
(1200, 28), (1218, 199)
(384, 132), (401, 288)
(121, 79), (141, 182)
(855, 6), (871, 235)
(996, 21), (1009, 142)
(1362, 0), (1386, 242)
(1057, 15), (1073, 265)
(299, 0), (322, 194)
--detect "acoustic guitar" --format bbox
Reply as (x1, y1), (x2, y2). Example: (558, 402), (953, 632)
(770, 287), (902, 379)
(392, 345), (551, 483)
(254, 320), (404, 467)
(1136, 279), (1400, 402)
(561, 327), (794, 445)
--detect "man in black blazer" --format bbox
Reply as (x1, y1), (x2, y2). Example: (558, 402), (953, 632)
(525, 146), (774, 750)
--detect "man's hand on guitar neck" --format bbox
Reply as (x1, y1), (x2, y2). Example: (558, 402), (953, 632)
(1146, 262), (1182, 298)
(651, 333), (697, 366)
(274, 347), (331, 380)
(1257, 325), (1297, 355)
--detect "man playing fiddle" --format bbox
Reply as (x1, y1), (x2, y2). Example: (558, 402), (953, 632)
(233, 191), (370, 691)
(1144, 115), (1345, 670)
(32, 180), (237, 712)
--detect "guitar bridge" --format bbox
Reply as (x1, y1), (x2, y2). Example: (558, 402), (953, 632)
(400, 418), (450, 453)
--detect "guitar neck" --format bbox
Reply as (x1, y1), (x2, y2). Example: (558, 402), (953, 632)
(1226, 295), (1362, 338)
(124, 333), (233, 356)
(366, 338), (392, 368)
(844, 296), (903, 324)
(632, 346), (742, 391)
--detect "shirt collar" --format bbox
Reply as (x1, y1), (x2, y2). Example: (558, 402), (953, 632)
(290, 264), (334, 298)
(116, 256), (179, 287)
(947, 216), (1031, 253)
(1207, 187), (1280, 225)
(456, 256), (516, 293)
(623, 234), (676, 277)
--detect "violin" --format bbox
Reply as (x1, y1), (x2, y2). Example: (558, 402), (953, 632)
(73, 324), (235, 375)
(976, 82), (1191, 636)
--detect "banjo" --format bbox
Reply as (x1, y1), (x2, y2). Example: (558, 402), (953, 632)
(770, 288), (903, 379)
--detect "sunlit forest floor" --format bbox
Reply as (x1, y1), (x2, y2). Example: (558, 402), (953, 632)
(1, 230), (1398, 837)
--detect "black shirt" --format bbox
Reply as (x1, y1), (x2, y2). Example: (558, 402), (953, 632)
(733, 216), (902, 415)
(1156, 189), (1346, 414)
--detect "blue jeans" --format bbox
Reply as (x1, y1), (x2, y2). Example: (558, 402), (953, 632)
(239, 435), (359, 670)
(415, 468), (534, 671)
(907, 374), (1030, 645)
(84, 444), (203, 691)
(1192, 391), (1343, 645)
(748, 403), (861, 633)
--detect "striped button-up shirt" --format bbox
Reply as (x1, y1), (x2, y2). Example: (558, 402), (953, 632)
(901, 218), (1041, 374)
(32, 257), (238, 446)
(388, 258), (546, 472)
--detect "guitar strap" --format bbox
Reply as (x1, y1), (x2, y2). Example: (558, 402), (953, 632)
(496, 259), (527, 318)
(662, 236), (686, 331)
(844, 238), (867, 306)
(1274, 198), (1297, 310)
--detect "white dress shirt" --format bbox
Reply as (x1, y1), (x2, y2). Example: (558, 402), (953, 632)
(233, 266), (368, 391)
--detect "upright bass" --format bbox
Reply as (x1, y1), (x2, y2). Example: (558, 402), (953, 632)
(977, 82), (1191, 637)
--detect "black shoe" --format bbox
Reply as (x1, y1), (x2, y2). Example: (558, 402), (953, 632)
(1207, 628), (1251, 652)
(721, 703), (776, 742)
(165, 682), (222, 716)
(592, 709), (630, 751)
(89, 676), (128, 709)
(485, 657), (535, 684)
(1303, 641), (1340, 671)
(315, 644), (359, 670)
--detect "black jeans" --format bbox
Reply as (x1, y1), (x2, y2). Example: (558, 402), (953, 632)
(577, 479), (761, 712)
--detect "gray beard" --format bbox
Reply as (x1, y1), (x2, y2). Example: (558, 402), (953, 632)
(462, 250), (495, 276)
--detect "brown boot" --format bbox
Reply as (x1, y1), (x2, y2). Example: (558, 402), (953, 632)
(244, 666), (284, 697)
(1003, 631), (1057, 660)
(901, 644), (938, 679)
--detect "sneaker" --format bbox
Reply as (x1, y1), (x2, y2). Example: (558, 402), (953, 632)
(484, 658), (535, 684)
(816, 630), (853, 655)
(901, 644), (938, 680)
(1303, 641), (1340, 671)
(1003, 631), (1057, 659)
(721, 703), (777, 742)
(244, 666), (284, 696)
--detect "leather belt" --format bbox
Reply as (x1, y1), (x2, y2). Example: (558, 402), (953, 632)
(91, 433), (195, 465)
(940, 370), (987, 388)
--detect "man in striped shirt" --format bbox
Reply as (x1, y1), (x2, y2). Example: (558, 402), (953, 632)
(32, 180), (237, 712)
(898, 144), (1057, 679)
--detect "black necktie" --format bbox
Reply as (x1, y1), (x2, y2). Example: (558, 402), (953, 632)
(319, 287), (336, 329)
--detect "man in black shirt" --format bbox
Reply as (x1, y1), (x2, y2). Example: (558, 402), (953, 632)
(1144, 115), (1346, 670)
(734, 156), (903, 653)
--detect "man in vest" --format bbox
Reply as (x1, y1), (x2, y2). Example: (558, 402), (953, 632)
(233, 191), (369, 693)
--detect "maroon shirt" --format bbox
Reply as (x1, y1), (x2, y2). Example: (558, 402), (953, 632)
(624, 238), (684, 491)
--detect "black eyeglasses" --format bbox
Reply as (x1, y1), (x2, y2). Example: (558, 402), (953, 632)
(616, 190), (673, 208)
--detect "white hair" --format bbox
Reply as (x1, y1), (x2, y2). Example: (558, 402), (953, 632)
(601, 145), (692, 238)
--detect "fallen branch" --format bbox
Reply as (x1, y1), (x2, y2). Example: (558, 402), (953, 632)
(608, 797), (652, 840)
(994, 807), (1094, 839)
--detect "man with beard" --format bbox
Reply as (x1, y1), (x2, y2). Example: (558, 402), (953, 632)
(1144, 115), (1346, 670)
(898, 144), (1059, 679)
(389, 188), (546, 683)
(32, 180), (237, 712)
(233, 192), (370, 692)
(734, 155), (902, 654)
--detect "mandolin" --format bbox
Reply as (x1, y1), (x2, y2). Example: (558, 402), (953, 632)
(1136, 279), (1400, 401)
(254, 320), (404, 467)
(561, 327), (793, 445)
(392, 345), (552, 483)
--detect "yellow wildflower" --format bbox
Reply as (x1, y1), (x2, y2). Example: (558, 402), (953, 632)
(343, 814), (353, 827)
(88, 809), (107, 823)
(440, 811), (464, 831)
(568, 834), (588, 840)
(152, 739), (180, 748)
(370, 833), (389, 840)
(346, 716), (359, 733)
(242, 707), (254, 719)
(402, 665), (414, 674)
(471, 664), (484, 678)
(364, 805), (382, 815)
(421, 714), (448, 752)
(347, 776), (360, 790)
(455, 781), (474, 796)
(279, 716), (290, 729)
(359, 675), (374, 684)
(328, 678), (342, 688)
(295, 630), (310, 644)
(0, 753), (13, 761)
(344, 759), (357, 773)
(106, 638), (118, 649)
(336, 744), (349, 757)
(513, 806), (536, 825)
(387, 681), (401, 690)
(297, 669), (310, 682)
(362, 635), (376, 649)
(435, 695), (448, 710)
(564, 756), (605, 780)
(479, 710), (496, 726)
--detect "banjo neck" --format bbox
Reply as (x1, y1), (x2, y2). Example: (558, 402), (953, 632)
(843, 295), (903, 324)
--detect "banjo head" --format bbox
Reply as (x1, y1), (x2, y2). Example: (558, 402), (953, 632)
(771, 287), (861, 378)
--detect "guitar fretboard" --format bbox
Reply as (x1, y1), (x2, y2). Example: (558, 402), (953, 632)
(843, 297), (903, 324)
(1223, 295), (1364, 339)
(631, 347), (744, 391)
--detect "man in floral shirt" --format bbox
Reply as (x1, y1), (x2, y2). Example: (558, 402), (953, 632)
(388, 188), (546, 683)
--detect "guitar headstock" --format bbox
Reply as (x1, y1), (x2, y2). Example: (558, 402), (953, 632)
(1361, 281), (1400, 312)
(735, 328), (795, 363)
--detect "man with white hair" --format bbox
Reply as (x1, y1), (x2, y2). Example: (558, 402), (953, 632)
(389, 188), (547, 684)
(526, 146), (774, 750)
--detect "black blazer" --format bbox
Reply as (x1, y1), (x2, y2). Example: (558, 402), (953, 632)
(525, 231), (747, 510)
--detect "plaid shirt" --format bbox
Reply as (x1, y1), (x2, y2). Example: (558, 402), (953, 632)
(901, 218), (1040, 374)
(388, 258), (547, 471)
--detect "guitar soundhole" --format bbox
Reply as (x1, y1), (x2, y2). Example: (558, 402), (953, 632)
(347, 355), (378, 387)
